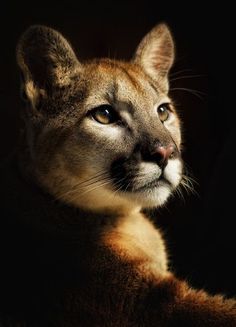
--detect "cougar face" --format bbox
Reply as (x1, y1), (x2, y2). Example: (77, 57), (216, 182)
(17, 24), (182, 211)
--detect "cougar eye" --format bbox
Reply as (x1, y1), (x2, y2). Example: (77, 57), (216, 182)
(157, 103), (170, 122)
(91, 105), (119, 125)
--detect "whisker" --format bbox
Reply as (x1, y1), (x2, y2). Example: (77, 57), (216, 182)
(56, 170), (109, 200)
(113, 176), (132, 195)
(170, 69), (194, 77)
(111, 181), (126, 199)
(170, 74), (206, 82)
(75, 180), (112, 198)
(174, 185), (186, 203)
(69, 171), (108, 189)
(171, 87), (206, 95)
(170, 87), (206, 101)
(125, 180), (132, 193)
(81, 174), (110, 189)
(180, 175), (198, 197)
(67, 180), (110, 203)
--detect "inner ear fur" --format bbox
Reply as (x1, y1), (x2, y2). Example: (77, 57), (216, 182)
(133, 23), (175, 82)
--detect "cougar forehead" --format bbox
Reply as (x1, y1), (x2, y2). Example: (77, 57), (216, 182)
(83, 59), (167, 105)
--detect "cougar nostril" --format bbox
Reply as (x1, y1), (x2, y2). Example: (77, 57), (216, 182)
(165, 144), (175, 159)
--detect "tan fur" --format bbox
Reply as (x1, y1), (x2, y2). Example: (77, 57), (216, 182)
(2, 24), (234, 326)
(102, 210), (168, 278)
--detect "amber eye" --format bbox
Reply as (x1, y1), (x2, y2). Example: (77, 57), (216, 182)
(157, 103), (170, 122)
(91, 105), (119, 125)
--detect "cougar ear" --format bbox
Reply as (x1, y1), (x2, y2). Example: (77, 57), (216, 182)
(16, 25), (81, 107)
(133, 24), (174, 83)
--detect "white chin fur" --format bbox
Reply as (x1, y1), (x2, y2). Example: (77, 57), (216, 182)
(125, 184), (172, 208)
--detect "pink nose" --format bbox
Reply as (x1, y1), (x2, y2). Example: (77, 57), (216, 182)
(151, 143), (175, 168)
(153, 144), (175, 160)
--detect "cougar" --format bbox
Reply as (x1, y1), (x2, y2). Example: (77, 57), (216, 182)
(0, 23), (235, 326)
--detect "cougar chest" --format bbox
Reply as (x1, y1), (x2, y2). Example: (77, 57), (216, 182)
(102, 211), (168, 278)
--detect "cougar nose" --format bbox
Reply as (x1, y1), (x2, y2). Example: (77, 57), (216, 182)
(150, 142), (176, 168)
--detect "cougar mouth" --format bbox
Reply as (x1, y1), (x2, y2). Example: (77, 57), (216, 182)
(110, 156), (173, 194)
(131, 175), (172, 193)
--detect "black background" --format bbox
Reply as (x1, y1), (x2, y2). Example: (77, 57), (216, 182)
(1, 1), (235, 297)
